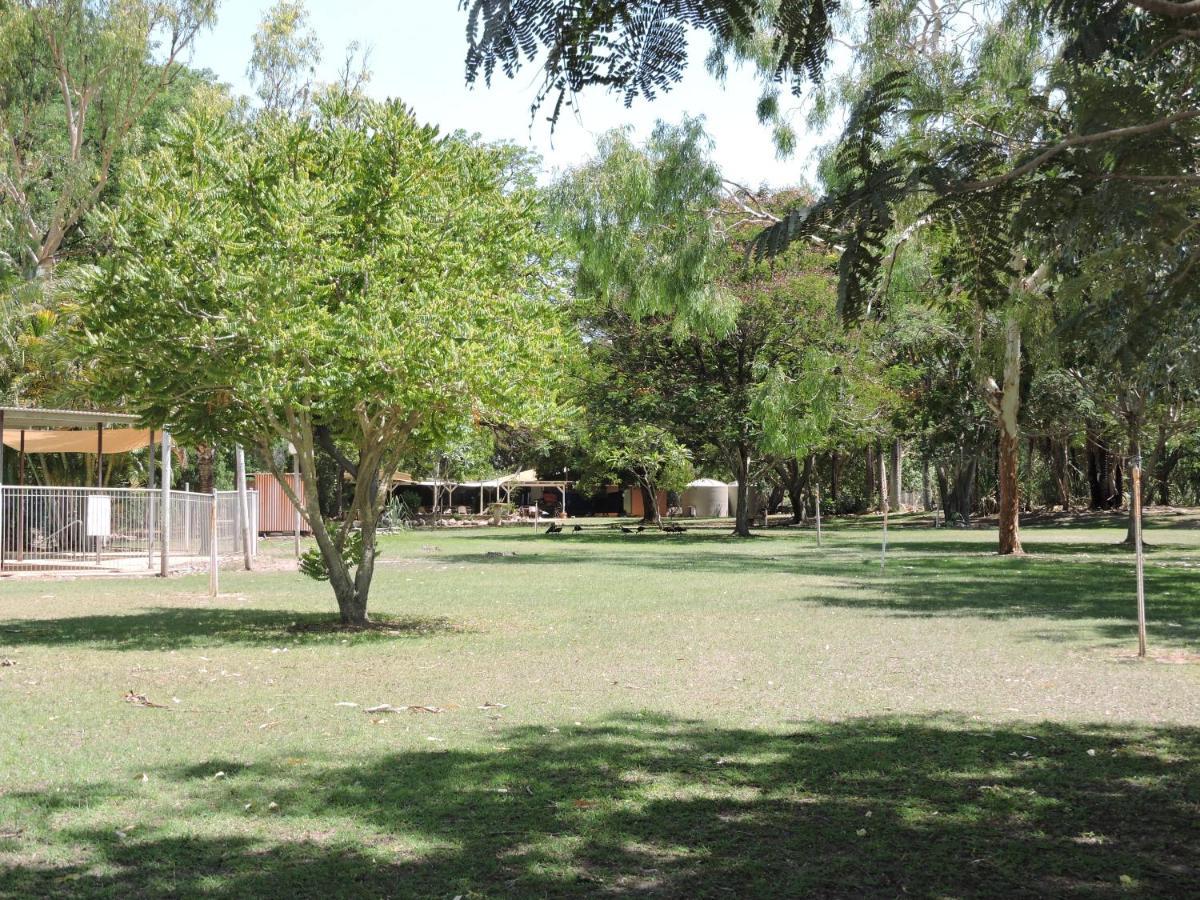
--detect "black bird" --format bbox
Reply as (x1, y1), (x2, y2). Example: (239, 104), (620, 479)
(573, 524), (583, 532)
(636, 525), (645, 533)
(545, 523), (562, 534)
(621, 526), (635, 534)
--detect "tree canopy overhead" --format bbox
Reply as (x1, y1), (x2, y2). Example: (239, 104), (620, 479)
(459, 0), (838, 124)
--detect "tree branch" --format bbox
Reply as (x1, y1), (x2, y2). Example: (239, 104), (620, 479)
(1124, 0), (1200, 17)
(955, 108), (1200, 193)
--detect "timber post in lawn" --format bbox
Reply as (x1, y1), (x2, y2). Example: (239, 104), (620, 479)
(159, 431), (171, 577)
(292, 446), (301, 560)
(879, 444), (889, 571)
(146, 430), (156, 569)
(1132, 457), (1147, 658)
(235, 445), (252, 571)
(209, 487), (219, 596)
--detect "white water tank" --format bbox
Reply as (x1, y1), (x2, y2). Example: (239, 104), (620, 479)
(680, 478), (729, 517)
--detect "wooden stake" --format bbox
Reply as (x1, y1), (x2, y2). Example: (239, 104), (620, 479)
(146, 430), (156, 569)
(1133, 459), (1147, 658)
(209, 488), (219, 596)
(293, 449), (301, 560)
(160, 432), (171, 577)
(879, 444), (889, 570)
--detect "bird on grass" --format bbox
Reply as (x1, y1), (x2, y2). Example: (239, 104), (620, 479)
(636, 525), (646, 533)
(621, 526), (636, 534)
(664, 524), (688, 533)
(573, 524), (583, 532)
(545, 523), (562, 534)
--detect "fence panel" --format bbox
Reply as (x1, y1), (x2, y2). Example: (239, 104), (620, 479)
(0, 485), (257, 573)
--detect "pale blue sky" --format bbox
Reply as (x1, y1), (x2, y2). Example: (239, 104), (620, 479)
(188, 1), (828, 187)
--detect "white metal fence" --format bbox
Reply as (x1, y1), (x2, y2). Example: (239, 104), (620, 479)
(0, 485), (257, 573)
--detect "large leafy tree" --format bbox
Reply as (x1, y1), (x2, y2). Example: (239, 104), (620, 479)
(0, 0), (217, 278)
(75, 95), (566, 625)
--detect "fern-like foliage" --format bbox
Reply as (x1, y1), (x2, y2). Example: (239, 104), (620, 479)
(460, 0), (843, 124)
(749, 70), (919, 319)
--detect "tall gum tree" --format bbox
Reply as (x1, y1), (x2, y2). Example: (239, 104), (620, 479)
(0, 0), (217, 278)
(75, 96), (566, 625)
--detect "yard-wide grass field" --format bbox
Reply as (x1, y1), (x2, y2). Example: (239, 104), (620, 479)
(1, 514), (1198, 898)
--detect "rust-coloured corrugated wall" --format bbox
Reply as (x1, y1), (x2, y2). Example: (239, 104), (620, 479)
(252, 472), (311, 534)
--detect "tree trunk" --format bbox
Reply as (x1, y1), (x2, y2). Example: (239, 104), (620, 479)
(1086, 429), (1116, 509)
(1123, 420), (1145, 547)
(888, 439), (902, 510)
(638, 483), (662, 527)
(767, 479), (787, 518)
(937, 454), (978, 524)
(802, 454), (815, 523)
(865, 445), (876, 510)
(830, 451), (840, 508)
(1151, 425), (1180, 507)
(995, 314), (1023, 555)
(779, 460), (804, 525)
(830, 450), (841, 504)
(1047, 438), (1071, 511)
(197, 444), (216, 494)
(269, 415), (384, 627)
(921, 459), (931, 512)
(732, 447), (753, 537)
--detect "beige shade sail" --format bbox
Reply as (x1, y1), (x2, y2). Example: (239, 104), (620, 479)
(2, 428), (155, 455)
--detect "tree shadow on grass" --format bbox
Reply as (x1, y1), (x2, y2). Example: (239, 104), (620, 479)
(440, 538), (1199, 646)
(0, 608), (464, 651)
(3, 714), (1198, 897)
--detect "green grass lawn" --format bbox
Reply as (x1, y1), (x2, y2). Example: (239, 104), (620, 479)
(1, 513), (1198, 898)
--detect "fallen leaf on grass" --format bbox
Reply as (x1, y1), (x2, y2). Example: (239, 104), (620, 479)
(365, 704), (445, 714)
(259, 721), (280, 730)
(335, 702), (358, 707)
(478, 702), (507, 710)
(572, 799), (598, 809)
(123, 690), (168, 709)
(0, 657), (16, 667)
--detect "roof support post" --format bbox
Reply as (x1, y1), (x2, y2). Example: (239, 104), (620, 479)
(17, 430), (25, 563)
(96, 423), (104, 487)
